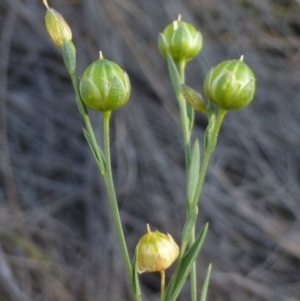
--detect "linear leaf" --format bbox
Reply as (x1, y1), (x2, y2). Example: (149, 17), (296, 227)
(187, 139), (200, 205)
(199, 263), (212, 301)
(132, 249), (142, 301)
(181, 84), (207, 114)
(70, 72), (86, 116)
(165, 223), (209, 301)
(83, 128), (105, 174)
(187, 103), (195, 133)
(167, 53), (181, 97)
(181, 206), (198, 250)
(204, 101), (216, 151)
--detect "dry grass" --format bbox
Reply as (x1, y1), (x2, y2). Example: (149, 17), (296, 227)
(1, 0), (300, 300)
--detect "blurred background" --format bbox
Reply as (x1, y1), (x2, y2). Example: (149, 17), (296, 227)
(1, 0), (300, 300)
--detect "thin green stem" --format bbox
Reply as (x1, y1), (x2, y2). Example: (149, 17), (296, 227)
(192, 108), (227, 209)
(67, 58), (134, 296)
(70, 71), (133, 289)
(160, 270), (166, 301)
(178, 94), (191, 169)
(177, 60), (185, 84)
(176, 60), (191, 170)
(69, 73), (100, 160)
(187, 109), (227, 301)
(102, 111), (132, 281)
(176, 60), (197, 301)
(189, 228), (197, 301)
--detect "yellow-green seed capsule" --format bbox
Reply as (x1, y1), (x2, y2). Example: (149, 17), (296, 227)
(44, 0), (72, 48)
(158, 16), (203, 63)
(203, 56), (256, 110)
(79, 55), (130, 112)
(136, 224), (179, 274)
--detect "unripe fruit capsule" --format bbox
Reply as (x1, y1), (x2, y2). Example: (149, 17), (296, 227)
(79, 57), (130, 112)
(203, 56), (256, 110)
(158, 16), (203, 63)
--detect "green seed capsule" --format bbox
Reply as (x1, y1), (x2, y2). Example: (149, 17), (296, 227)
(44, 2), (72, 48)
(136, 224), (179, 274)
(203, 56), (256, 110)
(79, 56), (130, 112)
(158, 16), (203, 63)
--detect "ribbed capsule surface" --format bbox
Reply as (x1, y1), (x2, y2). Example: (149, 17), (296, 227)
(158, 19), (202, 63)
(136, 225), (179, 274)
(203, 59), (256, 110)
(79, 58), (130, 112)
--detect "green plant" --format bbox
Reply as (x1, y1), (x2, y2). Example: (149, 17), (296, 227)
(43, 2), (256, 301)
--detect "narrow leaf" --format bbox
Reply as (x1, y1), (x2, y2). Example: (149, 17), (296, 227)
(167, 53), (181, 97)
(165, 223), (209, 301)
(181, 84), (207, 114)
(187, 139), (200, 205)
(204, 101), (216, 151)
(75, 94), (85, 116)
(83, 129), (105, 174)
(181, 206), (198, 250)
(70, 73), (86, 116)
(132, 249), (142, 301)
(97, 146), (106, 174)
(199, 263), (212, 301)
(187, 103), (195, 133)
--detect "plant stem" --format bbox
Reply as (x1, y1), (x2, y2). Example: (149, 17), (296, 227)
(160, 270), (166, 301)
(188, 109), (226, 301)
(189, 227), (197, 301)
(70, 71), (133, 288)
(177, 60), (185, 83)
(176, 60), (191, 169)
(67, 59), (134, 295)
(192, 108), (227, 209)
(102, 111), (132, 281)
(176, 60), (197, 301)
(69, 73), (99, 157)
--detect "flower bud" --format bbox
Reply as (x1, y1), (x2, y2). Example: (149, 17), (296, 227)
(44, 0), (72, 48)
(136, 224), (179, 274)
(158, 16), (203, 63)
(79, 54), (130, 112)
(203, 56), (256, 110)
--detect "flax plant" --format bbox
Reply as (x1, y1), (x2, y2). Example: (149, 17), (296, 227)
(43, 2), (256, 301)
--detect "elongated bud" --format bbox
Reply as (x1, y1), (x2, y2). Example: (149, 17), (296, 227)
(79, 55), (130, 112)
(203, 56), (256, 110)
(158, 15), (203, 63)
(136, 224), (179, 274)
(44, 0), (72, 48)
